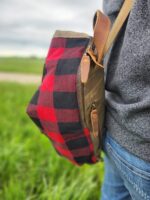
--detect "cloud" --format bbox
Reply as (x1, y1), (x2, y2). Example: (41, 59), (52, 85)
(0, 0), (102, 56)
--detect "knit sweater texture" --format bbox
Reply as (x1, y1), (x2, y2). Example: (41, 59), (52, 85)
(103, 0), (150, 162)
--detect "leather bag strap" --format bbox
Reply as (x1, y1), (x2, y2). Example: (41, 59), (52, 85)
(103, 0), (134, 55)
(93, 10), (111, 63)
(93, 0), (134, 63)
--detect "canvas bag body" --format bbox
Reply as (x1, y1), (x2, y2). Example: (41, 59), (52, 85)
(26, 14), (110, 165)
(26, 0), (133, 166)
(26, 26), (108, 165)
(77, 54), (105, 160)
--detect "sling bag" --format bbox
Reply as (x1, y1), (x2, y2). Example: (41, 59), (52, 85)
(26, 0), (133, 166)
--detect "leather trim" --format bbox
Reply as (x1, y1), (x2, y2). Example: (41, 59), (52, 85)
(54, 30), (90, 38)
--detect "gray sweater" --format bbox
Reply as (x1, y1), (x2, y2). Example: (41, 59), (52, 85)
(103, 0), (150, 162)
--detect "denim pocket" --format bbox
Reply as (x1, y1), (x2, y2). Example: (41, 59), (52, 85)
(106, 137), (150, 181)
(106, 142), (150, 200)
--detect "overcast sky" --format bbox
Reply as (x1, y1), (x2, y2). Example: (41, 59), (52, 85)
(0, 0), (103, 56)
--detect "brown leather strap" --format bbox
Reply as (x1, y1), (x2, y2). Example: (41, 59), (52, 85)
(92, 0), (133, 63)
(93, 10), (111, 63)
(103, 0), (134, 55)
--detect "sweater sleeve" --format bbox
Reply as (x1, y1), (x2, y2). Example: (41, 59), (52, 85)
(148, 0), (150, 10)
(102, 0), (124, 16)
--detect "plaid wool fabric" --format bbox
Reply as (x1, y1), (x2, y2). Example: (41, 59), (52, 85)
(26, 31), (98, 166)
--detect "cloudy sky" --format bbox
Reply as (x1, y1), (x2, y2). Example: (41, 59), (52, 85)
(0, 0), (103, 56)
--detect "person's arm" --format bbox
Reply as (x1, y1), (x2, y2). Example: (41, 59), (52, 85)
(103, 0), (124, 17)
(148, 0), (150, 10)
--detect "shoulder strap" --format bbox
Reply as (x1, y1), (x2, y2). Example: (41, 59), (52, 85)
(103, 0), (134, 55)
(93, 11), (111, 63)
(88, 0), (133, 64)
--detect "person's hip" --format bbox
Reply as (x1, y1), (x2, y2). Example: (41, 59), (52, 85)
(102, 130), (150, 200)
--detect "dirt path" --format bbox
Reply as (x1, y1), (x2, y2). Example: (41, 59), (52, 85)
(0, 72), (41, 84)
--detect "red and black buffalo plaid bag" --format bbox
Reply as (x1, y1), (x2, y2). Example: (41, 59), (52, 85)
(26, 1), (133, 166)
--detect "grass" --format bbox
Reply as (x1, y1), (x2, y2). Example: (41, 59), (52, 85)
(0, 82), (104, 200)
(0, 57), (44, 74)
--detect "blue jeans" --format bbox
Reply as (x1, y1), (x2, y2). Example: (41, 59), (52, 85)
(101, 130), (150, 200)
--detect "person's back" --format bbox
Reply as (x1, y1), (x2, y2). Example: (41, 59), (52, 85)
(101, 0), (150, 199)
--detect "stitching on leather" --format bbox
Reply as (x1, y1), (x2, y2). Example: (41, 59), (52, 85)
(106, 143), (150, 200)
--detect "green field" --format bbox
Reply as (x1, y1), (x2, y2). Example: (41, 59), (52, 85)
(0, 82), (104, 200)
(0, 57), (44, 74)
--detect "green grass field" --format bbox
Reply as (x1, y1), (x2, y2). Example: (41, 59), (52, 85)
(0, 57), (44, 74)
(0, 82), (104, 200)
